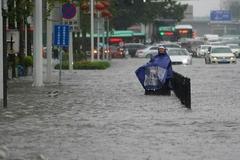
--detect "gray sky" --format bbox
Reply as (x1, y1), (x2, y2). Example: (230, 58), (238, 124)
(182, 0), (221, 17)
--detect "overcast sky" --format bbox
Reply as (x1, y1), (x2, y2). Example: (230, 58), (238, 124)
(182, 0), (221, 17)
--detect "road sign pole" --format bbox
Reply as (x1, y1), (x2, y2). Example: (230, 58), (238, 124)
(69, 30), (73, 71)
(58, 47), (63, 84)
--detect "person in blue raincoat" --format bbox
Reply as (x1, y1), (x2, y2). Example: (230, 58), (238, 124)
(135, 45), (173, 95)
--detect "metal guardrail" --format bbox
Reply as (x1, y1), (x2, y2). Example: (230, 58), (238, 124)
(172, 71), (191, 109)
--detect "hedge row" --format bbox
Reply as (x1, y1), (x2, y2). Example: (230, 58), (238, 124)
(54, 61), (111, 70)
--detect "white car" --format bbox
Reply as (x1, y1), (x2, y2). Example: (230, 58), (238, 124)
(167, 48), (192, 65)
(205, 46), (237, 64)
(135, 45), (158, 58)
(227, 44), (240, 58)
(196, 45), (211, 57)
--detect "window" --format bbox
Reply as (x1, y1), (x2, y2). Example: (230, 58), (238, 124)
(212, 48), (232, 53)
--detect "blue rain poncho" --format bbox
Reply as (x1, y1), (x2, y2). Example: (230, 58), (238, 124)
(135, 51), (173, 90)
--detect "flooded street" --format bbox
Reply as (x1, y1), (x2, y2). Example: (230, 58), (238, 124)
(1, 58), (240, 160)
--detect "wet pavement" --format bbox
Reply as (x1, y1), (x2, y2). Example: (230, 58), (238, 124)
(1, 58), (240, 160)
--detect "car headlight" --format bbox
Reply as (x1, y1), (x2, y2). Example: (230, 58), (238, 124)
(211, 56), (217, 60)
(230, 57), (235, 60)
(182, 59), (189, 64)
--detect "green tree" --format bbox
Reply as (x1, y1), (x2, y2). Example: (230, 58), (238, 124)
(111, 0), (187, 29)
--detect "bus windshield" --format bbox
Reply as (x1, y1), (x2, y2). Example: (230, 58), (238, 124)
(175, 24), (193, 40)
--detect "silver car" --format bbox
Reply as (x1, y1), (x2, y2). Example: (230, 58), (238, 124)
(205, 46), (237, 64)
(167, 48), (192, 65)
(135, 46), (158, 58)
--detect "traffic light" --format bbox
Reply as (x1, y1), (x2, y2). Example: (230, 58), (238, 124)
(160, 31), (174, 36)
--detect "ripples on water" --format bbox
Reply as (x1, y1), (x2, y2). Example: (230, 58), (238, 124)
(0, 58), (240, 160)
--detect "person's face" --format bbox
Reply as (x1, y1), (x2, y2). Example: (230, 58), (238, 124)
(159, 48), (165, 54)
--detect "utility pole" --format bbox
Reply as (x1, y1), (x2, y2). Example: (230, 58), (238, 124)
(1, 0), (8, 108)
(90, 0), (94, 61)
(0, 0), (4, 107)
(33, 0), (43, 87)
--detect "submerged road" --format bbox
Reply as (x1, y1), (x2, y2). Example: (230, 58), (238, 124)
(1, 58), (240, 160)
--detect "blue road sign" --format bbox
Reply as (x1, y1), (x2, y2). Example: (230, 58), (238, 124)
(62, 3), (77, 19)
(54, 25), (70, 47)
(210, 10), (232, 21)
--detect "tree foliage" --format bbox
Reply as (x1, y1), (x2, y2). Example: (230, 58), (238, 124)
(6, 0), (187, 31)
(7, 0), (33, 27)
(110, 0), (188, 29)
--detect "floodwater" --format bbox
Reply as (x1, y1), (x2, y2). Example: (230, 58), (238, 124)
(1, 58), (240, 160)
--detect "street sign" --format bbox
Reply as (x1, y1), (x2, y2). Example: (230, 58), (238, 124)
(54, 25), (70, 47)
(62, 3), (77, 19)
(210, 10), (232, 21)
(159, 26), (175, 32)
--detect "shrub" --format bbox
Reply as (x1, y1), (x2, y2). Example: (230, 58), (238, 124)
(61, 51), (88, 61)
(54, 61), (69, 70)
(62, 52), (69, 61)
(54, 61), (111, 70)
(74, 61), (110, 70)
(22, 56), (33, 67)
(74, 51), (88, 61)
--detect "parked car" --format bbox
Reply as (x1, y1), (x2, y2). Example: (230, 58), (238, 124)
(196, 45), (211, 57)
(205, 46), (237, 64)
(123, 43), (146, 57)
(167, 48), (192, 65)
(135, 45), (158, 58)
